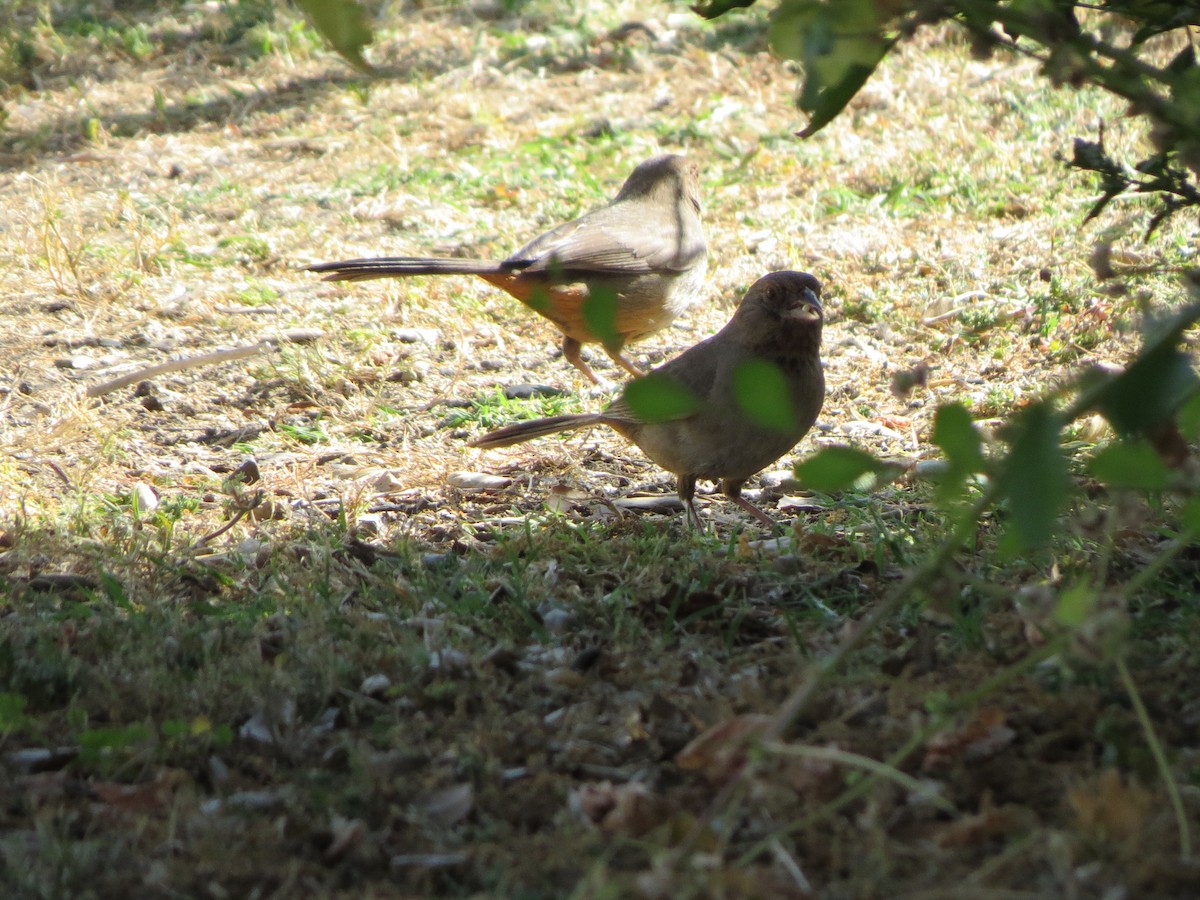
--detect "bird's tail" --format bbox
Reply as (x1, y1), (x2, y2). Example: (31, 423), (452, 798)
(305, 257), (502, 282)
(469, 414), (604, 449)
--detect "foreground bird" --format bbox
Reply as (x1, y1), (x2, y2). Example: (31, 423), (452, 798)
(306, 155), (707, 384)
(470, 271), (826, 527)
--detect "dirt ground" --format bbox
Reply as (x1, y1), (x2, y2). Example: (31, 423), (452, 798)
(2, 1), (1199, 897)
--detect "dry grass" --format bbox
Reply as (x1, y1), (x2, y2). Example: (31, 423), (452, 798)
(1, 1), (1199, 897)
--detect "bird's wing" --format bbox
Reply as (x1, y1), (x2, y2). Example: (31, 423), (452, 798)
(603, 335), (727, 425)
(504, 208), (704, 276)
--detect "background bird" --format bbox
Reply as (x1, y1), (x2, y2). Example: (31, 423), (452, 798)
(306, 155), (707, 384)
(470, 270), (826, 527)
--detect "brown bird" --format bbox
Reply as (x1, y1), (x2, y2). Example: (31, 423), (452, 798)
(306, 155), (707, 384)
(470, 271), (826, 527)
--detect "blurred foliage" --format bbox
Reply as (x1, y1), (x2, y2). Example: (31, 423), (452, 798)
(796, 282), (1200, 556)
(694, 0), (1200, 229)
(294, 0), (374, 74)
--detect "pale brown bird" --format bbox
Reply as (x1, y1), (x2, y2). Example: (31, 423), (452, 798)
(306, 155), (707, 384)
(470, 271), (826, 527)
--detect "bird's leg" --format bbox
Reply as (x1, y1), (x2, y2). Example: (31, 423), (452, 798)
(724, 479), (776, 528)
(560, 336), (600, 385)
(677, 474), (706, 531)
(605, 344), (645, 379)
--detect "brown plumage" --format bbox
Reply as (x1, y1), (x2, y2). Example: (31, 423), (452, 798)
(306, 155), (707, 384)
(470, 271), (826, 527)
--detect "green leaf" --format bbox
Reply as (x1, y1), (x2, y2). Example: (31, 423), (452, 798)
(793, 446), (885, 492)
(1176, 388), (1200, 439)
(99, 570), (132, 610)
(79, 723), (154, 760)
(999, 404), (1068, 552)
(768, 0), (894, 137)
(932, 403), (985, 473)
(1086, 300), (1200, 435)
(1180, 497), (1200, 534)
(733, 359), (797, 432)
(0, 692), (29, 733)
(582, 286), (621, 350)
(623, 373), (702, 423)
(295, 0), (376, 74)
(1055, 582), (1097, 628)
(1088, 440), (1171, 491)
(691, 0), (758, 19)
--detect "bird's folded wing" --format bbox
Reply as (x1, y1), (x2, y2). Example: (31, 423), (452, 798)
(504, 213), (704, 276)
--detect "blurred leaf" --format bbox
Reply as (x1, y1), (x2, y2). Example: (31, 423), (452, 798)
(733, 359), (797, 432)
(1180, 497), (1200, 534)
(79, 723), (154, 762)
(295, 0), (376, 74)
(1176, 387), (1200, 438)
(582, 286), (621, 350)
(624, 373), (702, 423)
(691, 0), (758, 18)
(0, 692), (29, 734)
(1088, 440), (1172, 491)
(793, 446), (887, 492)
(999, 404), (1068, 553)
(932, 403), (985, 472)
(99, 570), (131, 610)
(1055, 582), (1097, 628)
(769, 0), (894, 137)
(1085, 299), (1200, 435)
(523, 284), (552, 315)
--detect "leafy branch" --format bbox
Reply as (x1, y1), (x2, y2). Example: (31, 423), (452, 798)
(695, 0), (1200, 230)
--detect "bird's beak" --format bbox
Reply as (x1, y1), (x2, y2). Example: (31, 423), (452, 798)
(790, 287), (822, 321)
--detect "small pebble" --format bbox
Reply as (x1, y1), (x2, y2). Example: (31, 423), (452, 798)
(55, 355), (98, 370)
(503, 384), (564, 400)
(541, 608), (574, 634)
(448, 471), (511, 491)
(360, 674), (392, 697)
(132, 482), (159, 516)
(394, 327), (439, 344)
(232, 457), (261, 484)
(372, 471), (405, 492)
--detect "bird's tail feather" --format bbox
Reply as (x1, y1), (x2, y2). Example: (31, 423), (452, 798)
(469, 414), (604, 449)
(305, 257), (502, 282)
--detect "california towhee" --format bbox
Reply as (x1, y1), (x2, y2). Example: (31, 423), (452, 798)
(469, 271), (825, 527)
(306, 155), (707, 384)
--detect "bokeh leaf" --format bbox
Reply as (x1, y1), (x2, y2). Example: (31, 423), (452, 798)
(794, 446), (887, 492)
(691, 0), (758, 19)
(733, 359), (797, 432)
(999, 404), (1068, 553)
(1085, 299), (1200, 435)
(624, 373), (702, 423)
(296, 0), (376, 74)
(582, 286), (621, 350)
(1055, 582), (1097, 628)
(1088, 440), (1171, 491)
(1175, 385), (1200, 438)
(932, 403), (985, 473)
(768, 0), (894, 137)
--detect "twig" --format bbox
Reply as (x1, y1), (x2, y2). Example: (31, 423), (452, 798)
(1117, 655), (1192, 861)
(194, 490), (264, 548)
(760, 741), (959, 814)
(84, 330), (324, 399)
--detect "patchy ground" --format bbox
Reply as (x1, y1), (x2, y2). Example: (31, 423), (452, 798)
(1, 1), (1199, 897)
